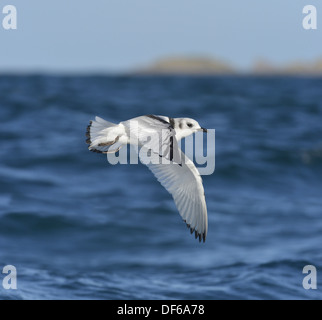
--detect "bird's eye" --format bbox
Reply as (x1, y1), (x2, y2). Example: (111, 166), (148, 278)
(187, 123), (193, 128)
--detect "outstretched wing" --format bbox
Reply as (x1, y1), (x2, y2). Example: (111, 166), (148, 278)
(146, 150), (208, 242)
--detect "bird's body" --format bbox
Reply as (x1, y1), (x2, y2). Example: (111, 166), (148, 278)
(86, 115), (209, 242)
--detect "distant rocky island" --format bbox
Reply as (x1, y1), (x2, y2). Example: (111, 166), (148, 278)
(133, 57), (235, 75)
(132, 56), (322, 76)
(252, 58), (322, 75)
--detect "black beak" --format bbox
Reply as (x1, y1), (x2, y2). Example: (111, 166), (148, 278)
(201, 127), (207, 133)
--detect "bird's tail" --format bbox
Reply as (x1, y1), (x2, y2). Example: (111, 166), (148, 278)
(86, 117), (123, 154)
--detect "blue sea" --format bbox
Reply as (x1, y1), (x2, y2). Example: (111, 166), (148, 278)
(0, 75), (321, 300)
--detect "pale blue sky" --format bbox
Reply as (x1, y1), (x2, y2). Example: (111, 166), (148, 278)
(0, 0), (321, 72)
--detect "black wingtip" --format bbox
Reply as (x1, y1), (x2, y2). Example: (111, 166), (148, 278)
(183, 220), (206, 243)
(185, 222), (191, 229)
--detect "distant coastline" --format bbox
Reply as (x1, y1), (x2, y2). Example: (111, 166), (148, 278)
(133, 57), (235, 75)
(1, 56), (322, 76)
(132, 56), (322, 76)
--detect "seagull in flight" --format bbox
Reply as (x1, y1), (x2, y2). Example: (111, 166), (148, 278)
(86, 115), (209, 242)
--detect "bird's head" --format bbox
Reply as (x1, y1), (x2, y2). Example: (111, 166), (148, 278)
(174, 118), (207, 140)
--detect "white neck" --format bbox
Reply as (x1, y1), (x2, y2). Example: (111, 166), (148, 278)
(175, 129), (194, 141)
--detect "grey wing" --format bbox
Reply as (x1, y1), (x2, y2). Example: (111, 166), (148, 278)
(146, 150), (208, 242)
